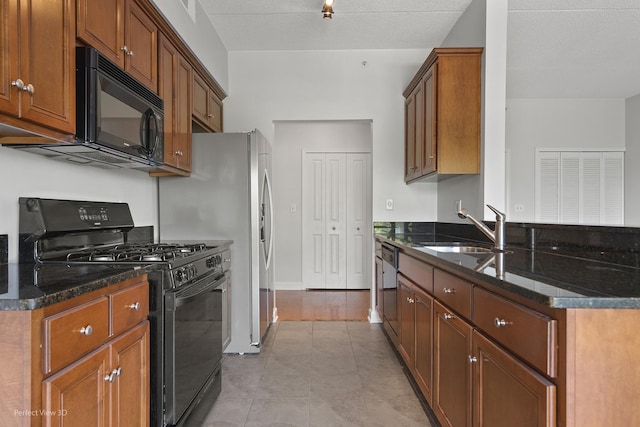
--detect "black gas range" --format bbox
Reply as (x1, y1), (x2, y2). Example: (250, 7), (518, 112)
(19, 197), (231, 427)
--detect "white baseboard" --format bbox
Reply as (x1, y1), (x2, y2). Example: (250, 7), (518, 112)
(274, 281), (305, 290)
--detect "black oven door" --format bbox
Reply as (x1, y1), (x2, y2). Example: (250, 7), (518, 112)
(164, 272), (224, 425)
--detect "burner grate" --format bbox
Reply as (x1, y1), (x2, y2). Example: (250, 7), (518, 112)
(64, 242), (211, 263)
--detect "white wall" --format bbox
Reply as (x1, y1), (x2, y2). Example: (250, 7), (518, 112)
(505, 98), (626, 222)
(151, 0), (229, 92)
(272, 120), (372, 288)
(223, 49), (438, 224)
(625, 94), (640, 226)
(0, 146), (158, 263)
(438, 0), (508, 222)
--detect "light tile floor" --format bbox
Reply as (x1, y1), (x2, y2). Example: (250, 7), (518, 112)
(203, 321), (433, 427)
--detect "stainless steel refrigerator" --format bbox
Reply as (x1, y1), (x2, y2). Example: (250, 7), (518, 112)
(157, 129), (274, 354)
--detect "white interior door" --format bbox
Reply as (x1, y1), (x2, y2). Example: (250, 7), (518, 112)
(302, 152), (371, 289)
(302, 153), (328, 288)
(325, 153), (347, 288)
(346, 153), (371, 289)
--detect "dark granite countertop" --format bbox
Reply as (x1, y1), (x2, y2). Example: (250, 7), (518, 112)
(375, 231), (640, 309)
(0, 263), (155, 311)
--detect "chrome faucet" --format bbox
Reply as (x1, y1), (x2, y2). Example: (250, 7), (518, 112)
(457, 204), (506, 251)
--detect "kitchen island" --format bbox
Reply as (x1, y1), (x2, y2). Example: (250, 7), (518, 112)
(375, 222), (640, 427)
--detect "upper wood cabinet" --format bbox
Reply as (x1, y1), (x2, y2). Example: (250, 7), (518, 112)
(0, 0), (75, 135)
(403, 48), (482, 182)
(155, 33), (192, 175)
(77, 0), (158, 92)
(193, 71), (223, 133)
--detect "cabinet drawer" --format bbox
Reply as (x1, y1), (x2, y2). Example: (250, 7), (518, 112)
(44, 297), (109, 374)
(433, 269), (472, 319)
(473, 287), (557, 377)
(399, 253), (433, 294)
(110, 281), (149, 337)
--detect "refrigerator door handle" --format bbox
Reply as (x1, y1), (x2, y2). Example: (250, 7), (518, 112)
(264, 168), (274, 270)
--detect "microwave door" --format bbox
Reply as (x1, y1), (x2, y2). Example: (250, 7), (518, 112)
(139, 108), (160, 158)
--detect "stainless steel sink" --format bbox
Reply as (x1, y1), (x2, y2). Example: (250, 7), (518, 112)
(417, 245), (494, 254)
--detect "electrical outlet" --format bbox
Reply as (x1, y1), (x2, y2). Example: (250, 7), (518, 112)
(385, 199), (393, 210)
(514, 204), (524, 212)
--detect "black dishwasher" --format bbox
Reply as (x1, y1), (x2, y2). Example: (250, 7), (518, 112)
(381, 244), (399, 339)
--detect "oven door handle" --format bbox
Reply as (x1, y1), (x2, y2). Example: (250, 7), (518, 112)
(171, 274), (225, 309)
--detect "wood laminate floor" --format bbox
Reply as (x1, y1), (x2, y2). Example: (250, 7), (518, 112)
(275, 290), (370, 321)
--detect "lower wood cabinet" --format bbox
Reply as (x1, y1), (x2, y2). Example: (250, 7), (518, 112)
(397, 272), (434, 405)
(0, 275), (150, 427)
(42, 321), (149, 427)
(413, 285), (433, 404)
(378, 239), (640, 427)
(472, 330), (555, 427)
(433, 300), (473, 427)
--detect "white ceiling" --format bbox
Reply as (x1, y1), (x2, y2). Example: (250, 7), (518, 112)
(199, 0), (640, 98)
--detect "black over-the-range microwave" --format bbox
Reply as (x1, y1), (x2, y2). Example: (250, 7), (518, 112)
(8, 46), (164, 171)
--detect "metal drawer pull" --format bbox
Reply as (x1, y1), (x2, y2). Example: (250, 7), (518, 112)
(79, 325), (93, 336)
(443, 313), (456, 320)
(443, 288), (456, 294)
(104, 367), (122, 383)
(494, 318), (511, 328)
(128, 302), (141, 310)
(468, 355), (478, 363)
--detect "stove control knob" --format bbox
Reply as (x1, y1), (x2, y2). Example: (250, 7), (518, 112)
(206, 256), (215, 268)
(175, 268), (185, 283)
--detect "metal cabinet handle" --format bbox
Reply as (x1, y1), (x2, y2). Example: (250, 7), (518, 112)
(22, 83), (34, 95)
(468, 355), (478, 363)
(11, 79), (24, 89)
(120, 45), (129, 54)
(494, 318), (511, 328)
(443, 288), (456, 294)
(104, 367), (122, 382)
(128, 302), (140, 310)
(79, 325), (93, 336)
(127, 50), (134, 57)
(207, 113), (213, 118)
(443, 313), (456, 320)
(429, 155), (434, 159)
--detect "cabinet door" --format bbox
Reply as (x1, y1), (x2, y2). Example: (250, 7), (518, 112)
(124, 0), (157, 92)
(42, 346), (110, 427)
(404, 86), (422, 182)
(375, 256), (383, 320)
(0, 0), (19, 117)
(421, 65), (437, 175)
(434, 300), (473, 427)
(414, 285), (433, 405)
(175, 55), (192, 171)
(208, 89), (222, 132)
(19, 0), (75, 133)
(192, 71), (209, 128)
(158, 35), (179, 168)
(158, 34), (192, 173)
(472, 331), (556, 427)
(110, 322), (150, 427)
(76, 0), (124, 67)
(398, 274), (415, 366)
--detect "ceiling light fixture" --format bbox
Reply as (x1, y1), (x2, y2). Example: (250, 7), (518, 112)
(322, 0), (334, 19)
